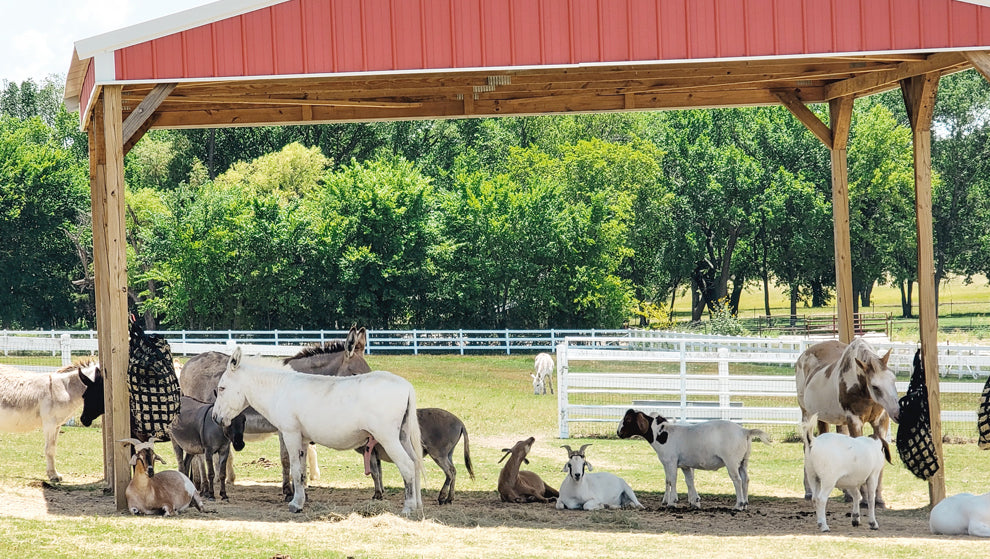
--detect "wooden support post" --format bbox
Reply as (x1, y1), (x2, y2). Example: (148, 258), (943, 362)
(93, 85), (132, 510)
(902, 73), (945, 505)
(829, 97), (855, 343)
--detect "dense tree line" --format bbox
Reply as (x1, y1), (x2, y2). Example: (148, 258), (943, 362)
(3, 71), (990, 330)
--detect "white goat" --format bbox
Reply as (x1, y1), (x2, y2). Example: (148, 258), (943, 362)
(556, 444), (643, 511)
(617, 409), (770, 510)
(930, 492), (990, 537)
(532, 353), (554, 395)
(120, 438), (207, 516)
(801, 414), (890, 532)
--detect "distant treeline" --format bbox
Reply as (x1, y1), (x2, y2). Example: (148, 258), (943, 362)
(2, 71), (990, 331)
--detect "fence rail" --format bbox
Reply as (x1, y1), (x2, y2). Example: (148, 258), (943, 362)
(556, 336), (988, 438)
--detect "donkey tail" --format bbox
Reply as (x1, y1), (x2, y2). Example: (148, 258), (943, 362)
(402, 389), (425, 499)
(461, 424), (475, 480)
(749, 428), (773, 445)
(800, 413), (818, 454)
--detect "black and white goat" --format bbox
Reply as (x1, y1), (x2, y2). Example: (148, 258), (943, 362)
(617, 409), (770, 510)
(555, 444), (643, 511)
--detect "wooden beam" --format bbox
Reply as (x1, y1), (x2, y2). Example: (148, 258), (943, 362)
(829, 97), (855, 343)
(824, 51), (965, 100)
(121, 83), (175, 146)
(902, 73), (945, 506)
(165, 95), (422, 109)
(774, 90), (832, 148)
(100, 85), (131, 511)
(964, 50), (990, 83)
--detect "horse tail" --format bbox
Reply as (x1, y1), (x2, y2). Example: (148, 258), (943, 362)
(402, 388), (424, 499)
(461, 423), (475, 480)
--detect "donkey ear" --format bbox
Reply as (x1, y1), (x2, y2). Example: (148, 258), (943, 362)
(880, 349), (892, 367)
(854, 358), (867, 372)
(78, 369), (93, 386)
(229, 347), (242, 370)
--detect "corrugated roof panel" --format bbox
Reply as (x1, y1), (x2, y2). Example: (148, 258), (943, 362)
(183, 25), (215, 78)
(833, 0), (863, 53)
(804, 1), (834, 53)
(571, 0), (600, 63)
(453, 0), (483, 69)
(541, 0), (573, 65)
(422, 0), (453, 69)
(922, 0), (952, 48)
(775, 1), (807, 55)
(302, 0), (334, 73)
(658, 0), (688, 60)
(154, 34), (185, 78)
(510, 0), (541, 65)
(628, 0), (659, 61)
(362, 0), (394, 71)
(861, 0), (892, 52)
(599, 0), (629, 62)
(892, 0), (922, 50)
(213, 17), (245, 77)
(273, 0), (304, 75)
(393, 0), (424, 69)
(687, 0), (717, 59)
(333, 0), (364, 71)
(951, 2), (980, 47)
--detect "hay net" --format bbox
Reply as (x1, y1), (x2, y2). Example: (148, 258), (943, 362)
(895, 349), (940, 480)
(127, 321), (180, 441)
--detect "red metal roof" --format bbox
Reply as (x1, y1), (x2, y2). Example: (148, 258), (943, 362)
(66, 0), (990, 128)
(106, 0), (990, 82)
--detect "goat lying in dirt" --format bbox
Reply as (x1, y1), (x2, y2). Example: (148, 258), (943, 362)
(120, 438), (208, 516)
(930, 492), (990, 537)
(617, 408), (770, 510)
(556, 444), (643, 511)
(497, 437), (559, 503)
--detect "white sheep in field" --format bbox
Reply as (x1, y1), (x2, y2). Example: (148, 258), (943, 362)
(801, 414), (890, 532)
(930, 492), (990, 537)
(532, 353), (554, 395)
(556, 444), (643, 511)
(616, 409), (770, 511)
(120, 438), (207, 516)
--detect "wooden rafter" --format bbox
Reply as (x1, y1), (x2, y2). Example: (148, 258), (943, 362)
(773, 90), (832, 149)
(121, 83), (176, 146)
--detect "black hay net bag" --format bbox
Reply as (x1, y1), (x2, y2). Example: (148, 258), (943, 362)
(896, 349), (940, 480)
(978, 374), (990, 450)
(128, 321), (180, 441)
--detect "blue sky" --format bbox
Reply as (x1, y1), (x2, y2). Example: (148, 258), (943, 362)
(1, 0), (213, 84)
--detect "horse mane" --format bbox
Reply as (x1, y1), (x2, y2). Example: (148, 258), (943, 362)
(283, 341), (348, 364)
(55, 358), (98, 374)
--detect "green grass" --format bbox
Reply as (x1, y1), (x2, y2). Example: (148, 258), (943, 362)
(2, 354), (990, 558)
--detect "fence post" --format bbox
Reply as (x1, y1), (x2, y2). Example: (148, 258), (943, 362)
(718, 347), (730, 420)
(413, 330), (419, 355)
(2, 330), (6, 357)
(557, 341), (569, 439)
(459, 329), (465, 356)
(679, 340), (688, 422)
(60, 333), (72, 367)
(505, 330), (510, 355)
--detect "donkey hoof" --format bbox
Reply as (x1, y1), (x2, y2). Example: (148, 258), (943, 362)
(869, 522), (879, 530)
(288, 503), (303, 513)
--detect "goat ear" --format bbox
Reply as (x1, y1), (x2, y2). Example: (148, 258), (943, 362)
(154, 453), (166, 464)
(585, 461), (594, 471)
(561, 463), (569, 473)
(522, 457), (530, 465)
(129, 454), (138, 466)
(498, 450), (511, 464)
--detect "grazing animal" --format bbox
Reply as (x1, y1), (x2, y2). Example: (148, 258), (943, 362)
(119, 437), (207, 516)
(179, 326), (371, 497)
(556, 444), (643, 511)
(0, 361), (100, 482)
(361, 407), (475, 505)
(617, 409), (769, 510)
(532, 353), (554, 395)
(795, 338), (899, 506)
(497, 437), (559, 503)
(801, 414), (890, 533)
(930, 492), (990, 537)
(211, 347), (424, 515)
(169, 396), (246, 500)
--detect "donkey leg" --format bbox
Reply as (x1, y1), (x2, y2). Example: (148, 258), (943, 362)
(204, 450), (217, 500)
(369, 450), (385, 500)
(217, 445), (230, 501)
(281, 434), (307, 513)
(42, 419), (62, 482)
(377, 436), (419, 516)
(279, 432), (308, 501)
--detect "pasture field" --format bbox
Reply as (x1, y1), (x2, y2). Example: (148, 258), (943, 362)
(1, 354), (989, 558)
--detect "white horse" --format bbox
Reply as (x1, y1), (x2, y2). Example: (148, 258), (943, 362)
(211, 347), (424, 515)
(0, 360), (100, 481)
(795, 337), (899, 506)
(532, 353), (554, 395)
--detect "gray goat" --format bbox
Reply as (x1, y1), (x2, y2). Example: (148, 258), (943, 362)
(170, 395), (246, 501)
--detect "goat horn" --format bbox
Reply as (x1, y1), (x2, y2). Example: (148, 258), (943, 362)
(117, 438), (143, 447)
(560, 445), (574, 455)
(578, 443), (592, 455)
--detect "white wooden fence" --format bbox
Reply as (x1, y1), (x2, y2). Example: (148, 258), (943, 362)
(555, 336), (988, 438)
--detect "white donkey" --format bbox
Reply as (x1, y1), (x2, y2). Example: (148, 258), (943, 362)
(211, 347), (424, 516)
(0, 361), (99, 482)
(532, 353), (554, 395)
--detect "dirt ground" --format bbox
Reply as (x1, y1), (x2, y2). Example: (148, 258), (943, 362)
(4, 471), (934, 540)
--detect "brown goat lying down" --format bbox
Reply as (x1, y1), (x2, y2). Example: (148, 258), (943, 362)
(497, 437), (559, 503)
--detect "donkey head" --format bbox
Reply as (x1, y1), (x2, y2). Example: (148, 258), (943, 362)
(854, 347), (900, 423)
(78, 365), (104, 427)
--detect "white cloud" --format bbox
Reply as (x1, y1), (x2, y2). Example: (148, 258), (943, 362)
(1, 1), (211, 84)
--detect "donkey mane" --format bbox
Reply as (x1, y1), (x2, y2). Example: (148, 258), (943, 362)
(55, 358), (98, 374)
(283, 341), (347, 364)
